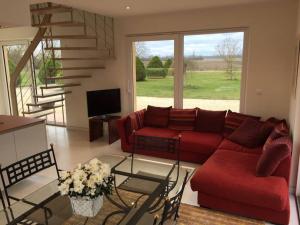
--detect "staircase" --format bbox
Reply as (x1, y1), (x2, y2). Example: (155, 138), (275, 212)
(11, 2), (114, 126)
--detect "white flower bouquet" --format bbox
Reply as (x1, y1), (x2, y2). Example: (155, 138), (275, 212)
(58, 158), (113, 217)
(58, 158), (113, 199)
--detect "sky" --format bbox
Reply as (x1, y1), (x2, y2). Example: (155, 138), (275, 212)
(136, 32), (244, 57)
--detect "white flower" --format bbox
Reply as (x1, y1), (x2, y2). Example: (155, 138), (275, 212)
(86, 175), (97, 188)
(58, 158), (112, 198)
(58, 183), (69, 195)
(72, 169), (87, 183)
(60, 171), (70, 180)
(94, 172), (103, 184)
(73, 181), (85, 193)
(101, 163), (110, 177)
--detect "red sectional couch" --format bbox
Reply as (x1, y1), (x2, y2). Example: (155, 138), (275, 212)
(117, 106), (292, 225)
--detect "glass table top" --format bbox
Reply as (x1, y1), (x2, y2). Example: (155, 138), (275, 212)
(0, 154), (195, 225)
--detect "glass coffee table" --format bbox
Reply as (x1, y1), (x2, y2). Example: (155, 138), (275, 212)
(0, 154), (195, 225)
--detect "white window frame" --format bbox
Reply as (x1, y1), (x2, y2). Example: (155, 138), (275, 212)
(126, 27), (249, 113)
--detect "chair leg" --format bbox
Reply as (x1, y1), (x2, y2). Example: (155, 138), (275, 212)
(44, 208), (49, 225)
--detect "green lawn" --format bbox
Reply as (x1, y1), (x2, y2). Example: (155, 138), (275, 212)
(136, 71), (241, 100)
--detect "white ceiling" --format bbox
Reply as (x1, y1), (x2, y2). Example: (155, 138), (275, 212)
(30, 0), (276, 17)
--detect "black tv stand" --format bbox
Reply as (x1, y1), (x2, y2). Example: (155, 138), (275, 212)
(89, 115), (121, 144)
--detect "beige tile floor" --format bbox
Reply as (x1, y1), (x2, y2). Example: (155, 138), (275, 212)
(5, 126), (299, 225)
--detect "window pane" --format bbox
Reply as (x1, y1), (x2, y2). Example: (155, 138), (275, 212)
(183, 32), (244, 111)
(134, 40), (174, 110)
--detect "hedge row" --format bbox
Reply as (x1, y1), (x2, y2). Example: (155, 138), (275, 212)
(146, 68), (168, 78)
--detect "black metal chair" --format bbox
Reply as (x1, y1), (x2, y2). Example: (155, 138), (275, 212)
(153, 170), (189, 225)
(118, 132), (181, 196)
(0, 144), (60, 206)
(118, 170), (189, 225)
(0, 144), (60, 225)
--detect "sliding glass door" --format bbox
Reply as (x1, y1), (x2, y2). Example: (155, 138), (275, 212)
(130, 30), (246, 112)
(133, 39), (175, 110)
(183, 32), (244, 111)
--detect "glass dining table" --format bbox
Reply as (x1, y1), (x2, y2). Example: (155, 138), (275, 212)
(0, 154), (194, 225)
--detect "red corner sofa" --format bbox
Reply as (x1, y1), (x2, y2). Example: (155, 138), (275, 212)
(117, 106), (292, 225)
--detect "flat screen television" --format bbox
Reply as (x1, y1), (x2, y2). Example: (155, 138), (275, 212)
(87, 88), (121, 117)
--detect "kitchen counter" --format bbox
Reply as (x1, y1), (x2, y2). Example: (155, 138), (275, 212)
(0, 115), (44, 135)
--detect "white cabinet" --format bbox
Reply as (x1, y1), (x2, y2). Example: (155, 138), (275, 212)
(14, 123), (47, 160)
(0, 122), (47, 168)
(0, 133), (17, 167)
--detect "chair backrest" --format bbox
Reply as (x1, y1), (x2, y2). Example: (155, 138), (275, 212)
(0, 144), (59, 205)
(0, 189), (6, 209)
(133, 133), (181, 160)
(159, 170), (189, 225)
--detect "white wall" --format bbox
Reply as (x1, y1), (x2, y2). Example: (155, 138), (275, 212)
(292, 0), (300, 195)
(0, 0), (31, 27)
(117, 0), (297, 118)
(66, 0), (297, 126)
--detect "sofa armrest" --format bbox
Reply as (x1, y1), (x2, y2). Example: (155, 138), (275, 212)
(272, 155), (291, 185)
(117, 117), (131, 152)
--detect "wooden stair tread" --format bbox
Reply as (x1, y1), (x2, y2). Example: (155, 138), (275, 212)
(23, 104), (64, 114)
(50, 66), (105, 71)
(33, 21), (84, 27)
(40, 83), (81, 89)
(34, 91), (72, 98)
(53, 57), (104, 60)
(32, 111), (54, 118)
(44, 35), (97, 39)
(27, 98), (64, 106)
(45, 47), (97, 51)
(46, 75), (92, 80)
(30, 6), (72, 15)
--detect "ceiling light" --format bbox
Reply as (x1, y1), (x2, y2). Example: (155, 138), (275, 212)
(125, 6), (131, 10)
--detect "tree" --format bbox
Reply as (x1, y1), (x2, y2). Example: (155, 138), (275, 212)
(147, 56), (164, 68)
(38, 59), (62, 84)
(136, 57), (146, 81)
(135, 42), (149, 58)
(8, 59), (21, 86)
(216, 35), (241, 80)
(164, 58), (173, 69)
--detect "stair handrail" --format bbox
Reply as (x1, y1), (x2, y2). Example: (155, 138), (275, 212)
(10, 14), (51, 116)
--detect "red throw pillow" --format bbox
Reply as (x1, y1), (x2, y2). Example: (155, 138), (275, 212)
(256, 136), (291, 177)
(144, 105), (171, 128)
(263, 121), (289, 151)
(227, 119), (273, 148)
(135, 109), (146, 129)
(168, 108), (197, 131)
(224, 110), (261, 136)
(195, 108), (227, 133)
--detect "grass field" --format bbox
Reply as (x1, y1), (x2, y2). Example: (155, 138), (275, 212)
(136, 71), (241, 100)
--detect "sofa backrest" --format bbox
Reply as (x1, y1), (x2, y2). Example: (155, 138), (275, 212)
(168, 108), (197, 131)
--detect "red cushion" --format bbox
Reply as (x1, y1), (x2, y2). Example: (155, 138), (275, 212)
(256, 137), (292, 177)
(224, 110), (260, 136)
(195, 108), (226, 133)
(168, 108), (196, 131)
(264, 122), (289, 151)
(135, 127), (180, 139)
(227, 119), (273, 148)
(180, 131), (223, 155)
(190, 149), (289, 211)
(218, 139), (262, 154)
(144, 105), (171, 128)
(135, 109), (146, 129)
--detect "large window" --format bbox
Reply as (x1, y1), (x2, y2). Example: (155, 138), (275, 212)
(134, 40), (175, 110)
(183, 32), (244, 111)
(131, 30), (246, 112)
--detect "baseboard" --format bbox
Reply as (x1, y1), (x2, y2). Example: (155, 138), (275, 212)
(66, 125), (89, 131)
